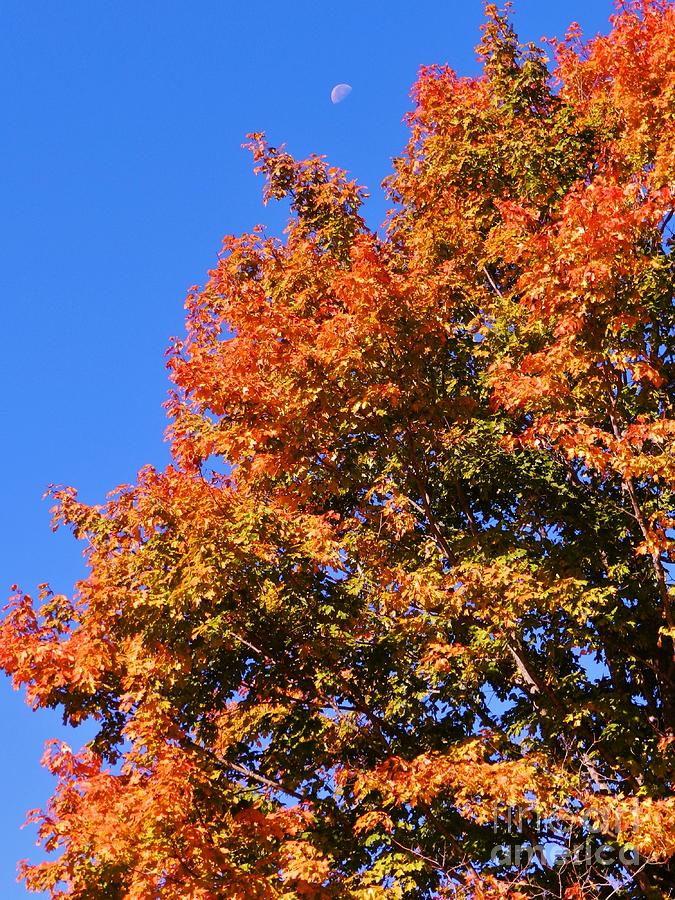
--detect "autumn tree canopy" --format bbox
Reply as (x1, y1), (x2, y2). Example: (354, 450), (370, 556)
(3, 2), (675, 897)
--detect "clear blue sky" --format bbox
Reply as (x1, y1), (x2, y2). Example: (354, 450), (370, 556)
(2, 1), (614, 894)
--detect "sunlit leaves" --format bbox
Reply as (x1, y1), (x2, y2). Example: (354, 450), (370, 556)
(3, 2), (675, 897)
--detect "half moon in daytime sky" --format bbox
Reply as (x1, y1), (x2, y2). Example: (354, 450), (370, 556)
(330, 83), (352, 104)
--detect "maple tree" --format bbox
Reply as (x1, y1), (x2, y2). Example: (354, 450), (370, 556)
(3, 1), (675, 896)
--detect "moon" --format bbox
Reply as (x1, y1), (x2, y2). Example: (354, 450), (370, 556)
(330, 83), (352, 104)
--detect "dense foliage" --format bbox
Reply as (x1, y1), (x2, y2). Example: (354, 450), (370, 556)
(3, 2), (675, 897)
